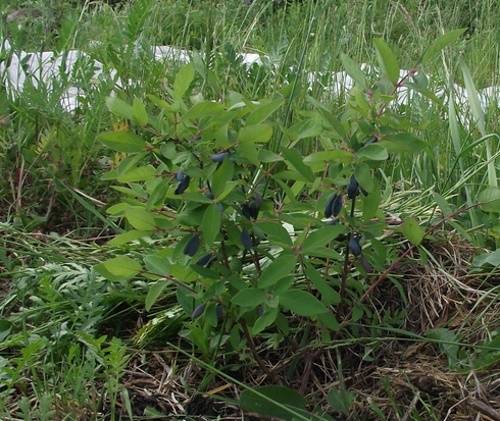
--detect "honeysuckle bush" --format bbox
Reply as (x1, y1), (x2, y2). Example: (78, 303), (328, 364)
(95, 34), (470, 361)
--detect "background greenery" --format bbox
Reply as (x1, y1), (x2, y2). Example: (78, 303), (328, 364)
(0, 0), (499, 419)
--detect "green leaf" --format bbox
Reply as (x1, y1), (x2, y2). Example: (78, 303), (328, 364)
(99, 131), (146, 153)
(173, 63), (194, 99)
(280, 289), (327, 316)
(290, 119), (323, 141)
(232, 288), (266, 308)
(239, 386), (307, 420)
(259, 253), (297, 288)
(478, 187), (500, 213)
(362, 186), (381, 220)
(448, 86), (462, 157)
(95, 256), (142, 281)
(302, 225), (346, 254)
(304, 150), (353, 165)
(422, 29), (466, 64)
(252, 308), (279, 335)
(462, 62), (498, 189)
(255, 222), (293, 247)
(238, 140), (259, 165)
(124, 207), (156, 231)
(117, 165), (156, 183)
(189, 325), (209, 356)
(357, 144), (388, 161)
(144, 255), (169, 276)
(239, 124), (273, 143)
(317, 313), (340, 331)
(282, 149), (314, 182)
(132, 97), (148, 126)
(433, 193), (452, 217)
(145, 281), (167, 311)
(327, 389), (355, 415)
(201, 204), (222, 246)
(461, 62), (486, 137)
(106, 202), (129, 216)
(107, 230), (151, 247)
(472, 333), (500, 370)
(148, 94), (172, 112)
(185, 101), (224, 120)
(354, 164), (374, 193)
(259, 149), (283, 163)
(212, 159), (234, 197)
(246, 99), (283, 125)
(340, 53), (367, 89)
(105, 96), (133, 120)
(304, 265), (341, 306)
(352, 305), (364, 321)
(121, 389), (133, 421)
(0, 320), (12, 342)
(148, 180), (169, 207)
(472, 249), (500, 270)
(373, 38), (400, 85)
(426, 328), (459, 368)
(462, 61), (497, 189)
(379, 134), (427, 154)
(400, 217), (425, 245)
(215, 181), (238, 201)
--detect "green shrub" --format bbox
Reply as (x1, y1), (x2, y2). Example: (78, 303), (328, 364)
(96, 34), (484, 372)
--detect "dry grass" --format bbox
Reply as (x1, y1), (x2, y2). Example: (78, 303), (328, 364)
(110, 236), (500, 420)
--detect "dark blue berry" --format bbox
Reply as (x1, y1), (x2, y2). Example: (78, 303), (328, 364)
(176, 171), (187, 182)
(175, 174), (190, 195)
(216, 304), (224, 321)
(184, 234), (200, 257)
(191, 303), (205, 319)
(211, 152), (229, 163)
(347, 175), (359, 199)
(196, 253), (216, 268)
(241, 194), (262, 220)
(240, 228), (253, 250)
(348, 236), (362, 257)
(325, 193), (343, 218)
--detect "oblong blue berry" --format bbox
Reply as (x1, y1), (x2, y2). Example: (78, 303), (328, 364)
(215, 304), (224, 321)
(325, 193), (343, 218)
(348, 236), (362, 257)
(347, 175), (359, 199)
(176, 171), (187, 182)
(196, 253), (216, 268)
(240, 228), (253, 250)
(242, 194), (262, 220)
(175, 175), (190, 195)
(184, 234), (200, 257)
(191, 303), (205, 319)
(324, 193), (337, 218)
(331, 194), (343, 217)
(211, 152), (229, 163)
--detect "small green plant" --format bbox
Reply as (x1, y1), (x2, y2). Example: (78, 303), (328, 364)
(92, 32), (498, 418)
(96, 35), (464, 354)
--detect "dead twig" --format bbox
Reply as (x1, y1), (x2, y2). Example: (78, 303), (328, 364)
(468, 399), (500, 421)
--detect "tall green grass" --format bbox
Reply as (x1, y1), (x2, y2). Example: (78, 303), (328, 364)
(1, 0), (497, 233)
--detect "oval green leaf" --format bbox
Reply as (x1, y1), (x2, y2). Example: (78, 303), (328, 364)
(280, 289), (327, 316)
